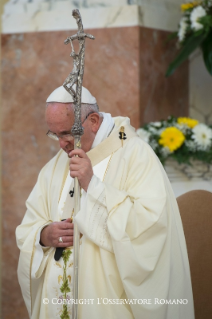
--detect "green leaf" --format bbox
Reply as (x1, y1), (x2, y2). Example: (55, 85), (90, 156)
(201, 32), (212, 75)
(166, 32), (207, 77)
(60, 305), (70, 319)
(60, 279), (71, 294)
(62, 249), (72, 264)
(199, 15), (212, 33)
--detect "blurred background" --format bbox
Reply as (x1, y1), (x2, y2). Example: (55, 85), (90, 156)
(1, 1), (212, 318)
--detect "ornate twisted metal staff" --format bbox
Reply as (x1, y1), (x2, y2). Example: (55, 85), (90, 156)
(63, 9), (94, 319)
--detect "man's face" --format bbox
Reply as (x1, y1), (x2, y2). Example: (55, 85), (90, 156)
(45, 103), (100, 154)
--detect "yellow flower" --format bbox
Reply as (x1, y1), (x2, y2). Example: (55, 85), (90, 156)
(177, 117), (198, 128)
(181, 1), (202, 12)
(159, 127), (185, 152)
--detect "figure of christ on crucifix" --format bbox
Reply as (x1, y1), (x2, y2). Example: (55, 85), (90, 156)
(63, 10), (94, 102)
(63, 38), (82, 100)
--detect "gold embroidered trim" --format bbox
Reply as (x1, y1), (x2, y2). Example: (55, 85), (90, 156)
(58, 165), (70, 203)
(59, 249), (72, 318)
(103, 153), (114, 182)
(45, 249), (55, 319)
(50, 150), (64, 188)
(30, 230), (39, 314)
(30, 221), (53, 315)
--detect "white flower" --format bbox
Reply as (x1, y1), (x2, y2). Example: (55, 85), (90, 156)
(178, 17), (188, 42)
(150, 121), (162, 128)
(161, 146), (172, 157)
(192, 123), (212, 150)
(175, 123), (189, 134)
(149, 140), (158, 151)
(148, 122), (163, 135)
(185, 140), (197, 152)
(190, 6), (206, 31)
(148, 126), (165, 136)
(136, 128), (151, 143)
(148, 126), (159, 134)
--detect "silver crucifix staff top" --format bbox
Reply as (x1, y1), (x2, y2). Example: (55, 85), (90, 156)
(63, 9), (94, 137)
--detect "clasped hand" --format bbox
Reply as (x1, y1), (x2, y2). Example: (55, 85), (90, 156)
(40, 218), (74, 247)
(69, 149), (93, 192)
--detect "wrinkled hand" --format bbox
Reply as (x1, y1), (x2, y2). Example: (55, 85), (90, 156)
(40, 218), (74, 247)
(69, 149), (93, 191)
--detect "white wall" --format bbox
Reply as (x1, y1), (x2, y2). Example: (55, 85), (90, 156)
(2, 0), (181, 33)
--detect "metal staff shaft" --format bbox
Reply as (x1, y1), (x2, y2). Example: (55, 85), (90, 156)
(63, 9), (94, 319)
(73, 137), (81, 319)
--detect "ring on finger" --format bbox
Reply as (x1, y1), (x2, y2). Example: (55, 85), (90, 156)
(58, 236), (63, 243)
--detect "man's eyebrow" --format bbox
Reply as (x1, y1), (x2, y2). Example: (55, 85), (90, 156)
(48, 129), (71, 135)
(58, 130), (71, 135)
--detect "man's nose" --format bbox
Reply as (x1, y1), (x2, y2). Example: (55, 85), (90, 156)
(59, 139), (69, 149)
(59, 138), (74, 149)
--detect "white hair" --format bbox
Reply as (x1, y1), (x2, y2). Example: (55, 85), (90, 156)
(81, 103), (99, 115)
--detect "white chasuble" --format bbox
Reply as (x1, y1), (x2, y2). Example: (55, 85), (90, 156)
(16, 117), (195, 319)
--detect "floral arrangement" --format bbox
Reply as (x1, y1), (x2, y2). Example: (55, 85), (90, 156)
(137, 117), (212, 165)
(166, 0), (212, 76)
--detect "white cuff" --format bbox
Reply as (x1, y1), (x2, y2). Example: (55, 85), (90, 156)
(31, 223), (52, 279)
(87, 174), (105, 198)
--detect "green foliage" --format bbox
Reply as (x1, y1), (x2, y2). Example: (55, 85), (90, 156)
(201, 31), (212, 74)
(60, 279), (71, 294)
(166, 1), (212, 76)
(58, 249), (72, 319)
(62, 249), (72, 264)
(60, 305), (70, 319)
(199, 14), (212, 32)
(166, 32), (207, 76)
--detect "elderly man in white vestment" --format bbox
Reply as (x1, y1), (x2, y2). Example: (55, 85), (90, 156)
(16, 85), (195, 319)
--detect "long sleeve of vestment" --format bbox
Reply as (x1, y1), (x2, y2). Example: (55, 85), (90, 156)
(16, 162), (55, 315)
(76, 142), (166, 267)
(16, 162), (53, 250)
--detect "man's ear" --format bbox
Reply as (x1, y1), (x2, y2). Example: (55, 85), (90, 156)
(90, 113), (101, 133)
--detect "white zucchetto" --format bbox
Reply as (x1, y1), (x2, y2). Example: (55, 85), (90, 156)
(46, 85), (97, 104)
